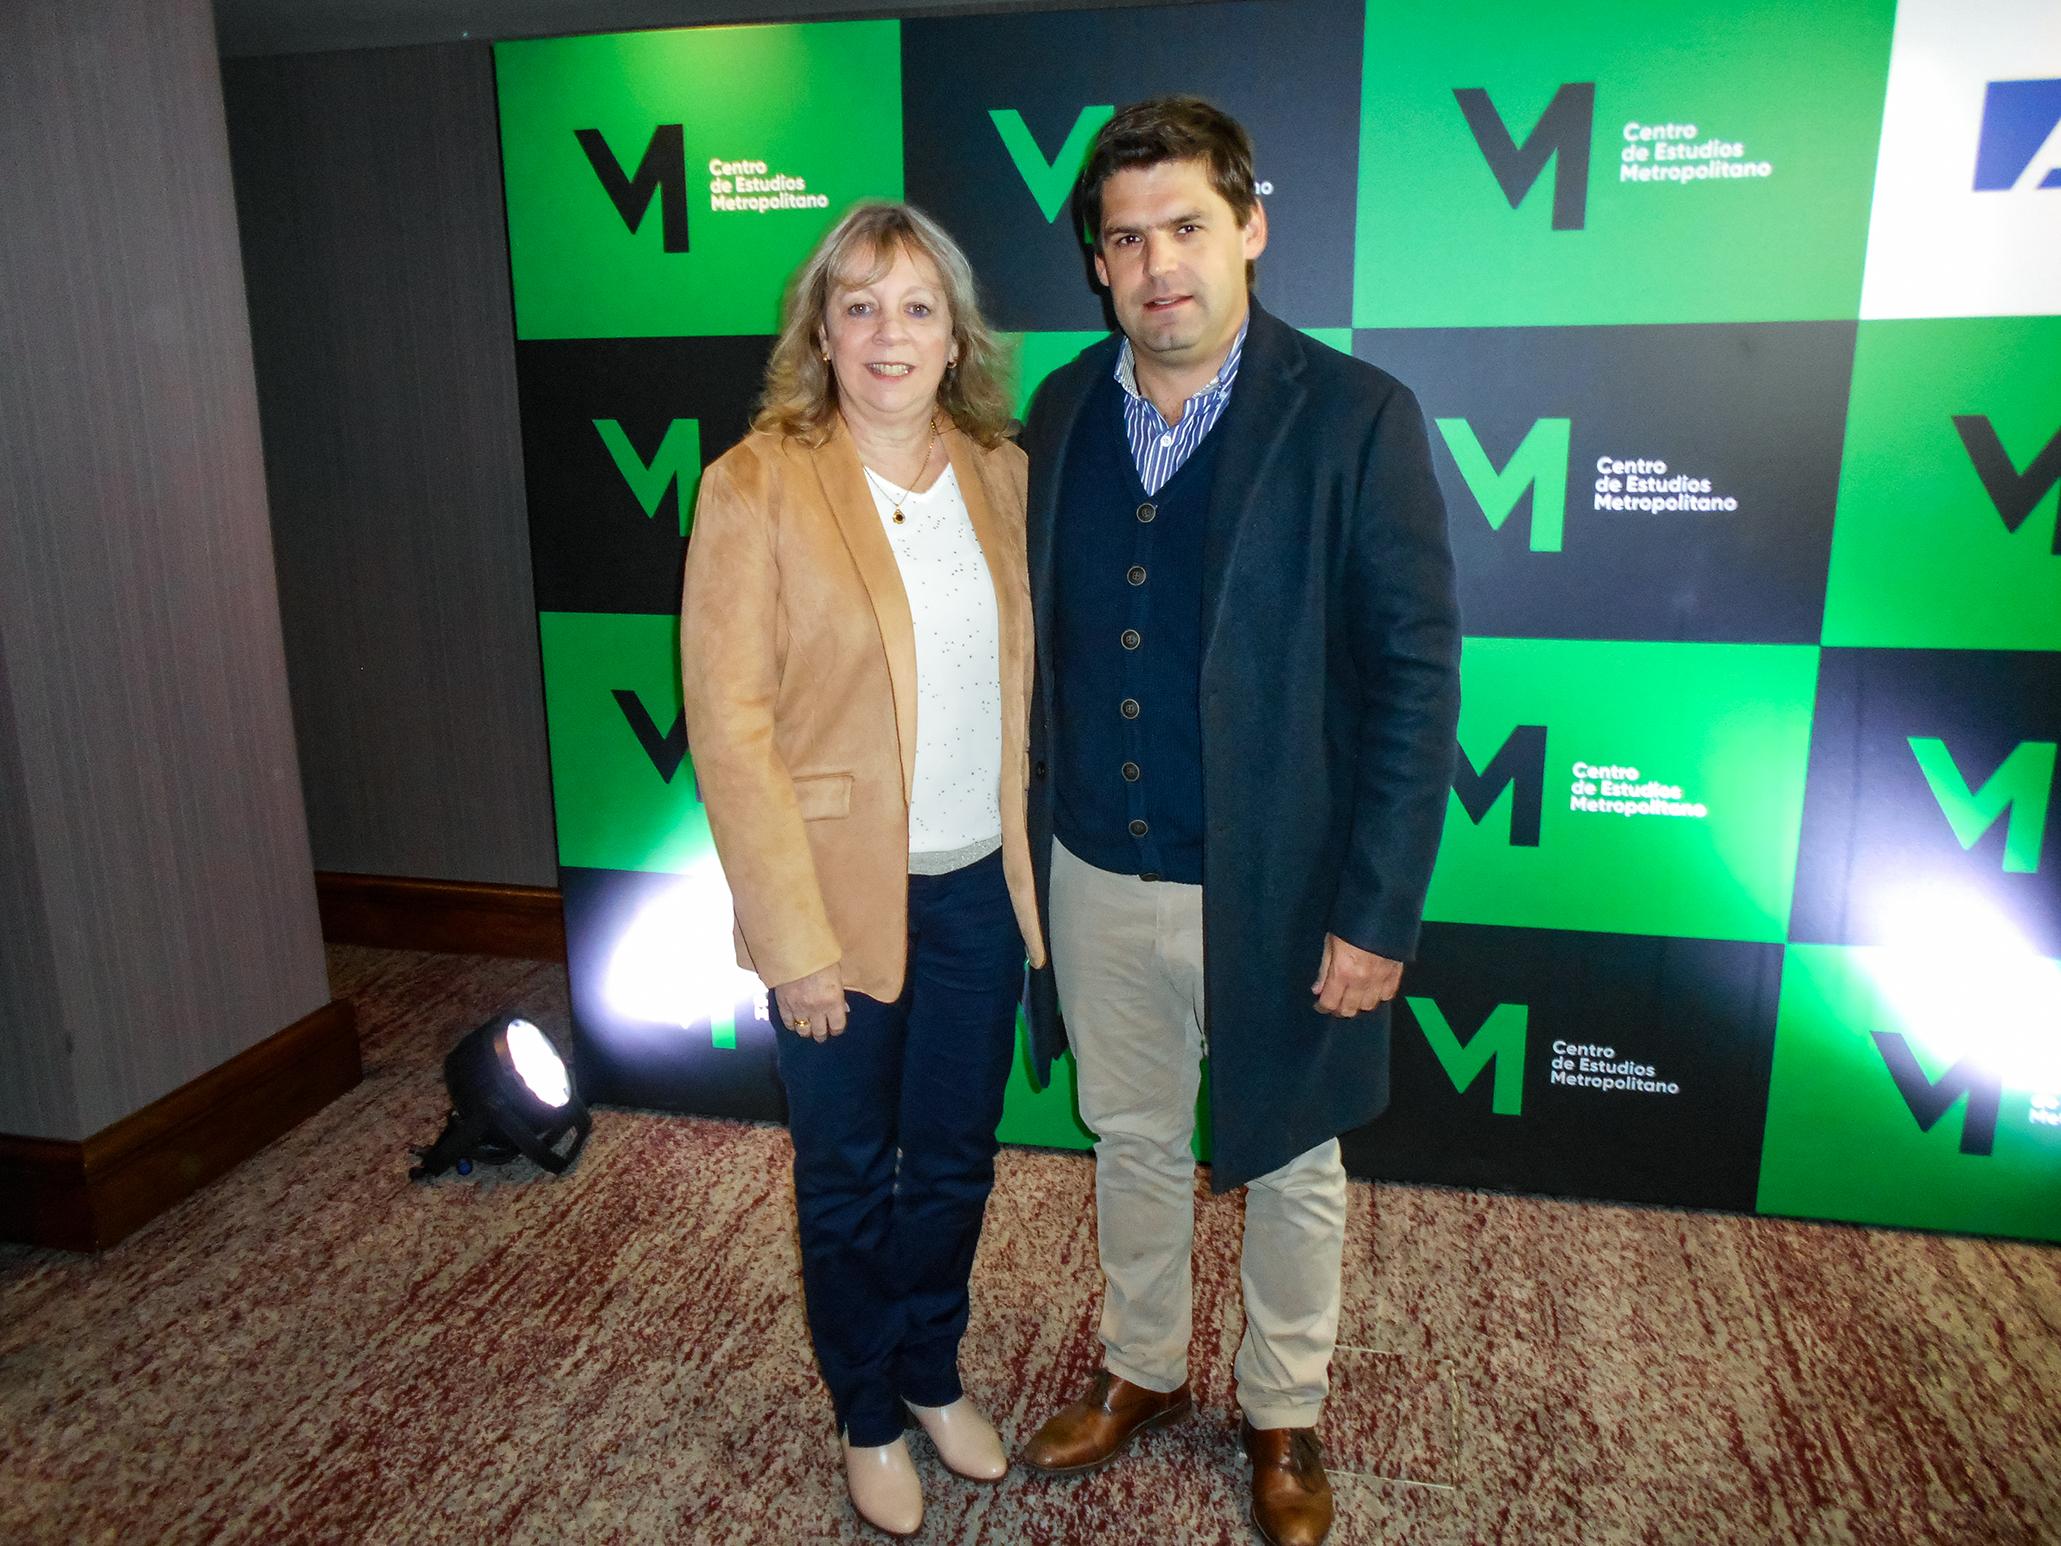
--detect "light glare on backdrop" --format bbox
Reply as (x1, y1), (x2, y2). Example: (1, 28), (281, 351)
(603, 859), (769, 1031)
(1866, 885), (2061, 1099)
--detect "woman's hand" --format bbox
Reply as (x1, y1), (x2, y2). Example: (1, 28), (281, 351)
(774, 963), (849, 1042)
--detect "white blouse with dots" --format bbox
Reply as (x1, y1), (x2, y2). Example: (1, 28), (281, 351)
(862, 463), (1004, 872)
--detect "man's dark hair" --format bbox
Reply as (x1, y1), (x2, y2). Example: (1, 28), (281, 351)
(1078, 95), (1260, 258)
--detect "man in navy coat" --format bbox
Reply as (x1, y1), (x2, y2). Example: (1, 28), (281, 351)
(1016, 98), (1462, 1546)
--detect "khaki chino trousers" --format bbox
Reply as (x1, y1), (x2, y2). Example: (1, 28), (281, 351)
(1050, 840), (1349, 1429)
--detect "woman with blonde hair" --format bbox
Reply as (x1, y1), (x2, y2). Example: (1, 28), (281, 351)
(679, 202), (1044, 1536)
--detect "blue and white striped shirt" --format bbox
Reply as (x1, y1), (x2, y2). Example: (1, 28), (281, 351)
(1114, 316), (1248, 496)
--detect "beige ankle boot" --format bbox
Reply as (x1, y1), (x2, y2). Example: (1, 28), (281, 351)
(905, 1396), (1009, 1481)
(841, 1432), (923, 1537)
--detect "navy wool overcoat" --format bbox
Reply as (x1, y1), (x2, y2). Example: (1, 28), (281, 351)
(1022, 302), (1464, 1192)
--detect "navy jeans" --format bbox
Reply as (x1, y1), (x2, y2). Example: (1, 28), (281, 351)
(774, 849), (1024, 1446)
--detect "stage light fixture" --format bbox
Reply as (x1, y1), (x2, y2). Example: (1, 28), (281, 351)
(409, 1014), (592, 1181)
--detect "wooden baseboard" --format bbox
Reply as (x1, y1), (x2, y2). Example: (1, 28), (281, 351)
(316, 871), (564, 962)
(0, 998), (360, 1252)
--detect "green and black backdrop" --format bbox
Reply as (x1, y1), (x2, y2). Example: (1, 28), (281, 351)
(494, 0), (2061, 1241)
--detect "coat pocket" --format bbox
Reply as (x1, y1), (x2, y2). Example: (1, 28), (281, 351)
(792, 771), (854, 820)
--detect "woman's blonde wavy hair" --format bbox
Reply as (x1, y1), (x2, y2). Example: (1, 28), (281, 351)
(753, 201), (1015, 449)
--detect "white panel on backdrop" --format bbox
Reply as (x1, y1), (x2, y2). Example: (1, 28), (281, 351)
(1860, 0), (2061, 319)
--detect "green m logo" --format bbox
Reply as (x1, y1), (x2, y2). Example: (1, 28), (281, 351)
(1409, 999), (1528, 1115)
(1910, 736), (2056, 875)
(1435, 418), (1570, 552)
(594, 418), (701, 535)
(989, 107), (1115, 223)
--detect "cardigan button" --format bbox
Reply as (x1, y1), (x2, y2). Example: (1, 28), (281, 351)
(1136, 502), (1157, 523)
(1128, 818), (1149, 837)
(1119, 698), (1140, 719)
(1127, 565), (1147, 586)
(1121, 761), (1141, 782)
(1120, 629), (1141, 650)
(1140, 871), (1161, 883)
(1033, 760), (1047, 780)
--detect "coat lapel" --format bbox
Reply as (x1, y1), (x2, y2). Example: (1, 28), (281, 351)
(1200, 304), (1307, 673)
(1027, 339), (1116, 707)
(813, 418), (920, 801)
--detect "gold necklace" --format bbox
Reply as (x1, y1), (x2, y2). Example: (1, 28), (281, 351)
(863, 423), (939, 525)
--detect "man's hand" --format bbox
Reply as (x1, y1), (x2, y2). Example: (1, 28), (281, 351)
(1311, 934), (1403, 1018)
(774, 962), (849, 1042)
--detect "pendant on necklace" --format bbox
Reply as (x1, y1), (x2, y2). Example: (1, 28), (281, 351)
(892, 508), (906, 524)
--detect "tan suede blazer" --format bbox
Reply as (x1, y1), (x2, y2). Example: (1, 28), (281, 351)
(679, 416), (1046, 1005)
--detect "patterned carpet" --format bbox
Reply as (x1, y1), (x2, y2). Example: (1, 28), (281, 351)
(2, 945), (2057, 1544)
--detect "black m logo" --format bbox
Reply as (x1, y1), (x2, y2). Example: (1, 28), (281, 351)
(1872, 1031), (2002, 1157)
(1953, 415), (2061, 554)
(577, 125), (691, 253)
(615, 689), (691, 786)
(1454, 83), (1595, 231)
(1454, 725), (1546, 848)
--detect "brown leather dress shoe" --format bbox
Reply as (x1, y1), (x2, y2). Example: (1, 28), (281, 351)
(1241, 1419), (1334, 1546)
(1020, 1369), (1193, 1475)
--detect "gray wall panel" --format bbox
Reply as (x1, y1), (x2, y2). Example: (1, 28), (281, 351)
(0, 638), (76, 1139)
(223, 45), (558, 887)
(0, 0), (330, 1139)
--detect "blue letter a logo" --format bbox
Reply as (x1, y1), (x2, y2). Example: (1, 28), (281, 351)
(1973, 79), (2061, 191)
